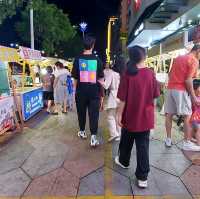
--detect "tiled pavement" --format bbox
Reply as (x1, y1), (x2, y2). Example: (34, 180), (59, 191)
(0, 111), (200, 198)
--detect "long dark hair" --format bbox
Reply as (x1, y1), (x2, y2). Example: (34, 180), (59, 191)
(127, 45), (146, 76)
(55, 61), (64, 69)
(112, 56), (126, 75)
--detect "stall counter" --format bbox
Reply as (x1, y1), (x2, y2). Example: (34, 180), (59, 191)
(16, 87), (43, 121)
(0, 96), (15, 134)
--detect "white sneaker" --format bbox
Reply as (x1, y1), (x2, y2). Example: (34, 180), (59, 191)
(115, 136), (120, 142)
(182, 140), (200, 151)
(138, 179), (148, 188)
(90, 135), (99, 147)
(78, 131), (87, 139)
(114, 156), (130, 169)
(191, 138), (197, 143)
(165, 138), (172, 147)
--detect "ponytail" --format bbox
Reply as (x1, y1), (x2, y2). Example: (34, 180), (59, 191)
(127, 45), (146, 76)
(127, 61), (138, 75)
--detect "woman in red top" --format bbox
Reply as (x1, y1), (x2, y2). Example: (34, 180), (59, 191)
(115, 46), (160, 188)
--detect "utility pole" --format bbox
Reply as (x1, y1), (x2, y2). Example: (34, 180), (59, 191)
(30, 0), (34, 49)
(106, 17), (118, 64)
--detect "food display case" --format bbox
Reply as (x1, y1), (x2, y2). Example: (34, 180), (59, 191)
(0, 45), (20, 134)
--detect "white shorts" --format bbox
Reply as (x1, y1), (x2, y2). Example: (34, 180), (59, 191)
(164, 89), (192, 116)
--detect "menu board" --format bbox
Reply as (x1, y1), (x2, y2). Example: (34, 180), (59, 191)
(19, 47), (42, 60)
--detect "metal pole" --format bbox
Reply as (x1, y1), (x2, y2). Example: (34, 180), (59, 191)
(107, 19), (111, 63)
(30, 7), (34, 49)
(106, 17), (117, 63)
(159, 43), (162, 72)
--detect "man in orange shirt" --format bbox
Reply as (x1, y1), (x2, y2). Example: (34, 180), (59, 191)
(165, 44), (200, 151)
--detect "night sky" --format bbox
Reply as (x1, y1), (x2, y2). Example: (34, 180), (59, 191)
(0, 0), (120, 60)
(48, 0), (121, 60)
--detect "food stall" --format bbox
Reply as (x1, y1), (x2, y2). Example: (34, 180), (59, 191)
(40, 57), (73, 71)
(13, 47), (44, 121)
(0, 45), (20, 135)
(0, 45), (74, 123)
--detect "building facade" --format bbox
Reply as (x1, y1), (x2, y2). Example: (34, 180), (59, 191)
(127, 0), (200, 50)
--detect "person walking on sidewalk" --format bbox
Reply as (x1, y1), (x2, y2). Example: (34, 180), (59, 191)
(53, 61), (69, 114)
(115, 46), (160, 188)
(42, 66), (55, 113)
(165, 44), (200, 151)
(72, 35), (104, 147)
(103, 62), (112, 97)
(99, 58), (125, 142)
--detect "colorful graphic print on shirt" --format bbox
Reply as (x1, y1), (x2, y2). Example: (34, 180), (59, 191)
(79, 59), (97, 83)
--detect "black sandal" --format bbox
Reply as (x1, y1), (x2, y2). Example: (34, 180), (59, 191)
(62, 111), (68, 114)
(51, 112), (59, 115)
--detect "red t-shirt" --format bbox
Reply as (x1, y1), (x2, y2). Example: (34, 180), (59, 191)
(117, 68), (160, 132)
(168, 54), (198, 90)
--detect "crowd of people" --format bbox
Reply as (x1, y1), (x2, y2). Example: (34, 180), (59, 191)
(41, 62), (74, 115)
(165, 44), (200, 151)
(41, 35), (200, 189)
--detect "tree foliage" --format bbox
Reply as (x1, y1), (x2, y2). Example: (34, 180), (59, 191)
(15, 0), (76, 55)
(0, 0), (24, 24)
(57, 34), (83, 58)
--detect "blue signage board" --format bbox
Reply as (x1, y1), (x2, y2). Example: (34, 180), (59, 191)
(21, 88), (43, 121)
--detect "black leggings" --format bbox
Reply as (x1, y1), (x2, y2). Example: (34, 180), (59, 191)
(75, 93), (100, 135)
(118, 128), (150, 181)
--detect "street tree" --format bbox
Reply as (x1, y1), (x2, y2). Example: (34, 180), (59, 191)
(57, 34), (83, 58)
(0, 0), (24, 24)
(15, 0), (76, 55)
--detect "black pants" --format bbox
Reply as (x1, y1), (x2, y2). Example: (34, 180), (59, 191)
(118, 128), (150, 181)
(75, 93), (100, 135)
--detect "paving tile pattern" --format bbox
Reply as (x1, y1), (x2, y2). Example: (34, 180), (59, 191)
(112, 169), (132, 195)
(24, 168), (79, 197)
(181, 165), (200, 196)
(0, 109), (199, 198)
(78, 167), (104, 196)
(131, 167), (191, 197)
(22, 140), (69, 178)
(0, 169), (30, 197)
(0, 138), (34, 175)
(183, 150), (200, 166)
